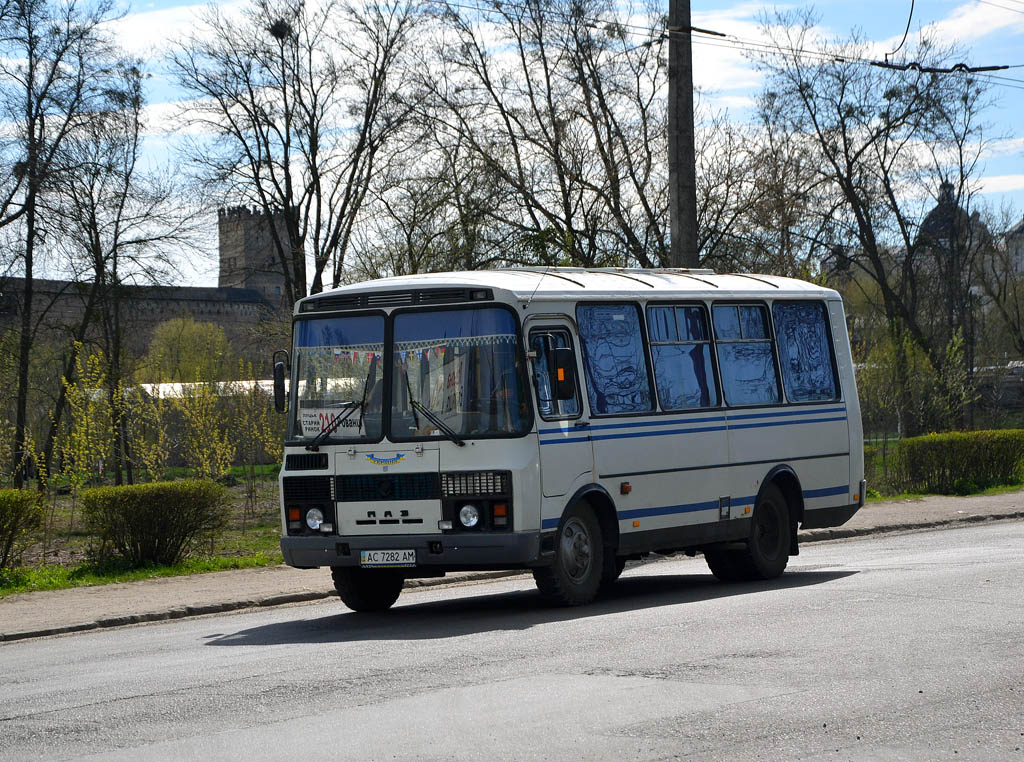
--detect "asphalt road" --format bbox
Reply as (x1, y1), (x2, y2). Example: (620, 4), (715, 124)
(1, 523), (1022, 762)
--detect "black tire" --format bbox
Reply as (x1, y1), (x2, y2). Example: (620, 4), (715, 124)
(745, 483), (791, 579)
(703, 548), (746, 582)
(601, 555), (627, 587)
(533, 503), (604, 605)
(704, 483), (790, 582)
(331, 567), (404, 612)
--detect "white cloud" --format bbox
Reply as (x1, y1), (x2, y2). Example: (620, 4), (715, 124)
(919, 2), (1024, 46)
(106, 0), (248, 59)
(979, 174), (1024, 194)
(869, 1), (1024, 57)
(690, 3), (769, 94)
(988, 137), (1024, 157)
(140, 99), (213, 137)
(107, 5), (204, 58)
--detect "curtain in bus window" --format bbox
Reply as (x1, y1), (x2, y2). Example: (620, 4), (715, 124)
(292, 314), (385, 440)
(392, 307), (528, 437)
(647, 306), (717, 410)
(772, 302), (838, 401)
(651, 345), (717, 409)
(713, 305), (781, 406)
(717, 344), (779, 405)
(576, 304), (652, 414)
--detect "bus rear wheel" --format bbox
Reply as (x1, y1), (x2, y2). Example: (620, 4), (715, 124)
(331, 567), (404, 612)
(705, 483), (791, 582)
(533, 503), (604, 606)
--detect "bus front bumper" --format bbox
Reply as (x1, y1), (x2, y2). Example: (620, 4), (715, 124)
(280, 531), (544, 571)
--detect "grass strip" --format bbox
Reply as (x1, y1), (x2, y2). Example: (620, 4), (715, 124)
(0, 552), (282, 598)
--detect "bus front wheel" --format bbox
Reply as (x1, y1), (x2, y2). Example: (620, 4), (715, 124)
(331, 567), (404, 612)
(533, 503), (604, 605)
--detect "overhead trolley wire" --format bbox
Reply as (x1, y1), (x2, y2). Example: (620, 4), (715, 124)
(432, 0), (1024, 91)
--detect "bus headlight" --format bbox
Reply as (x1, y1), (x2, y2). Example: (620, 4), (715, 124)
(458, 504), (480, 528)
(305, 508), (325, 530)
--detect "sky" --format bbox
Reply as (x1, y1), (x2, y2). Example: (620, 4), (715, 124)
(108, 0), (1024, 284)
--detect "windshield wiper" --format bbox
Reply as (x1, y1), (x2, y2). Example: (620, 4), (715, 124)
(305, 401), (362, 451)
(410, 399), (466, 447)
(306, 357), (379, 451)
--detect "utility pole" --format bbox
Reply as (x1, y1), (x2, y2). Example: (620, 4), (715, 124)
(667, 0), (698, 268)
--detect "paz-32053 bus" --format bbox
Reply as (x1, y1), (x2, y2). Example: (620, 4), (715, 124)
(272, 268), (865, 611)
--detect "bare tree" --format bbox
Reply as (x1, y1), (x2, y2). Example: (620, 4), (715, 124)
(40, 62), (202, 485)
(420, 0), (659, 266)
(408, 0), (760, 270)
(0, 0), (125, 486)
(976, 206), (1024, 359)
(169, 0), (422, 305)
(754, 10), (994, 433)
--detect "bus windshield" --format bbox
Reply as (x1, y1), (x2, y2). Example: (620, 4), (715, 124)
(291, 314), (385, 442)
(390, 307), (529, 439)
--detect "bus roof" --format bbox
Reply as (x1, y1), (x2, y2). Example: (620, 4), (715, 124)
(299, 268), (838, 312)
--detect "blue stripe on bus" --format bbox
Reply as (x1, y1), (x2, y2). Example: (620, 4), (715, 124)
(728, 415), (847, 432)
(540, 485), (847, 529)
(618, 500), (720, 520)
(538, 415), (846, 445)
(589, 424), (730, 443)
(537, 406), (846, 436)
(538, 415), (726, 435)
(803, 485), (849, 499)
(726, 406), (847, 421)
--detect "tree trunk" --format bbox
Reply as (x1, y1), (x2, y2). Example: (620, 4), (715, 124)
(13, 192), (37, 489)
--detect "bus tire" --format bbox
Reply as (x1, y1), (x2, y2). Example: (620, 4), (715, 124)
(742, 483), (791, 579)
(331, 567), (404, 612)
(703, 549), (746, 582)
(705, 483), (790, 581)
(533, 503), (604, 605)
(601, 556), (627, 587)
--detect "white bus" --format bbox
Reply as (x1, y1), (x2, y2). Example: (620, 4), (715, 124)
(273, 268), (865, 611)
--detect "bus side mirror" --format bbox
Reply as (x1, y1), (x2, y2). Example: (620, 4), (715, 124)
(273, 359), (287, 414)
(552, 346), (577, 400)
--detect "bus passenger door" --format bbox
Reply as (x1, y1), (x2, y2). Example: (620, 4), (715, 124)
(528, 324), (593, 497)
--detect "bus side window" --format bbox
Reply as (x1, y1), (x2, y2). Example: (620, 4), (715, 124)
(772, 301), (840, 401)
(576, 304), (653, 415)
(530, 330), (580, 419)
(712, 304), (782, 406)
(647, 304), (718, 410)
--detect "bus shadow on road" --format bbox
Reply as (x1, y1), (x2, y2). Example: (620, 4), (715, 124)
(206, 569), (857, 647)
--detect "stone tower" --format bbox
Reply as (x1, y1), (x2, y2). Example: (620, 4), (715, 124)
(217, 206), (291, 304)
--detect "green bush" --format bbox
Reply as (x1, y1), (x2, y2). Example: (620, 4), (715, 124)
(0, 489), (43, 569)
(863, 444), (880, 487)
(81, 480), (229, 566)
(888, 430), (1024, 495)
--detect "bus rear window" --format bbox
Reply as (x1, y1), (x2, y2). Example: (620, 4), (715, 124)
(772, 301), (839, 402)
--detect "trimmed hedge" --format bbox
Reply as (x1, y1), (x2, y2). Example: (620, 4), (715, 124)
(82, 480), (229, 566)
(0, 489), (42, 569)
(888, 429), (1024, 495)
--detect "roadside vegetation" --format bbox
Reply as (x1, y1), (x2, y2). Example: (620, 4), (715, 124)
(0, 467), (282, 597)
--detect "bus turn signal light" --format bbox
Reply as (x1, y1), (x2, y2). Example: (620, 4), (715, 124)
(288, 508), (300, 521)
(493, 503), (508, 527)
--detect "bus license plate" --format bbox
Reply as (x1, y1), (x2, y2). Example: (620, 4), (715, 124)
(360, 549), (416, 568)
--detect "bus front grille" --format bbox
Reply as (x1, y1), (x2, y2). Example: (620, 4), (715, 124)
(282, 475), (333, 502)
(336, 473), (441, 502)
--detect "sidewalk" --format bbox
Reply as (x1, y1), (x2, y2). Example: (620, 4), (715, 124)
(2, 492), (1022, 643)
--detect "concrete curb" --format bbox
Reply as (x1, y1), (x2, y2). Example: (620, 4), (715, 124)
(3, 512), (1022, 643)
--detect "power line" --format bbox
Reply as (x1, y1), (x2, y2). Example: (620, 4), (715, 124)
(886, 0), (915, 61)
(432, 0), (1024, 91)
